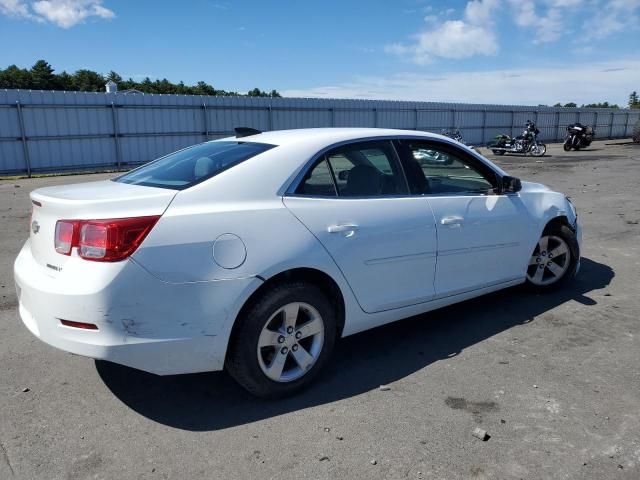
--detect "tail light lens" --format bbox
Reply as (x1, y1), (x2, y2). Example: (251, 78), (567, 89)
(55, 220), (78, 254)
(54, 216), (160, 262)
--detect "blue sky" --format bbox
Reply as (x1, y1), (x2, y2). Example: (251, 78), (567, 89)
(1, 0), (639, 105)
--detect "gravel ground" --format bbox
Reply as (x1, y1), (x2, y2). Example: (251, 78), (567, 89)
(0, 139), (639, 480)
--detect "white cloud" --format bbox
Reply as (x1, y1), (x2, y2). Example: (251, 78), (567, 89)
(510, 0), (639, 43)
(464, 0), (500, 25)
(582, 0), (640, 39)
(281, 59), (640, 107)
(385, 20), (498, 64)
(0, 0), (31, 17)
(509, 0), (565, 43)
(389, 0), (638, 62)
(0, 0), (114, 28)
(386, 0), (501, 64)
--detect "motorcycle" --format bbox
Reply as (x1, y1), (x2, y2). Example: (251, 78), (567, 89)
(441, 129), (475, 150)
(563, 123), (594, 151)
(488, 121), (546, 157)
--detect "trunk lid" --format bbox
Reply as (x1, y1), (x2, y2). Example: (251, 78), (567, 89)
(29, 180), (177, 272)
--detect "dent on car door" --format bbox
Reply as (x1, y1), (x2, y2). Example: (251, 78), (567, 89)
(283, 140), (438, 314)
(396, 139), (533, 297)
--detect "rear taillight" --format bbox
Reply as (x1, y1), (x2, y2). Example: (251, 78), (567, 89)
(54, 216), (160, 262)
(54, 220), (78, 255)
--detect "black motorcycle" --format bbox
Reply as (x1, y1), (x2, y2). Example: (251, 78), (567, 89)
(489, 121), (546, 157)
(441, 129), (474, 150)
(563, 123), (594, 151)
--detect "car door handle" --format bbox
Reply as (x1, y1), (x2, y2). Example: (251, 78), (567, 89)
(441, 216), (464, 227)
(327, 224), (359, 236)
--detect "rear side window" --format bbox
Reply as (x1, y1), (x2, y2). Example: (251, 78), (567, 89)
(326, 141), (407, 197)
(297, 158), (337, 196)
(114, 141), (275, 190)
(296, 140), (408, 197)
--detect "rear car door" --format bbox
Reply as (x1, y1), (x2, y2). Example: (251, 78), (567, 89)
(396, 139), (532, 297)
(283, 140), (438, 313)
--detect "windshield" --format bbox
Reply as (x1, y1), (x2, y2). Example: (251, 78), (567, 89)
(114, 141), (276, 190)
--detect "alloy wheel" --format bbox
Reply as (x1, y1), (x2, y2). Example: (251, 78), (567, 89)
(257, 302), (325, 382)
(526, 235), (570, 286)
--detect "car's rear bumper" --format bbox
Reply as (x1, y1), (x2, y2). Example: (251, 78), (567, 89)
(14, 240), (261, 375)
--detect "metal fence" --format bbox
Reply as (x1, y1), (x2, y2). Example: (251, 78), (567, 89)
(1, 89), (639, 176)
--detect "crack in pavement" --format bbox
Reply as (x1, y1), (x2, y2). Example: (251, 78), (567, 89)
(0, 441), (15, 476)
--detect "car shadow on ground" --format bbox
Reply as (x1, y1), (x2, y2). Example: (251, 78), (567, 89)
(96, 257), (613, 431)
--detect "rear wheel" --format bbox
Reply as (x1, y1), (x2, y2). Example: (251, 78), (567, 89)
(526, 224), (579, 291)
(226, 282), (337, 398)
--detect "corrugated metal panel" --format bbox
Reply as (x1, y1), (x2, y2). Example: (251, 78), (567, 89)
(1, 89), (639, 175)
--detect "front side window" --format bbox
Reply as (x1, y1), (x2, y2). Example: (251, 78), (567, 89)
(400, 141), (496, 195)
(115, 141), (275, 190)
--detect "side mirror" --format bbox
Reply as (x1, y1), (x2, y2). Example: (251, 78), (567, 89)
(501, 175), (522, 193)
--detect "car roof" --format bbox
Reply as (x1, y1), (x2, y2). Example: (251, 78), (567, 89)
(215, 127), (452, 146)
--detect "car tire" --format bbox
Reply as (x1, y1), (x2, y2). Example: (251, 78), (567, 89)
(525, 223), (579, 291)
(225, 281), (337, 399)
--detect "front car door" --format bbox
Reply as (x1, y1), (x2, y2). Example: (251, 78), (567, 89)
(283, 139), (438, 313)
(396, 139), (533, 297)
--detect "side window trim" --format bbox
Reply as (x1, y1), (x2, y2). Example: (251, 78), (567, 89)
(390, 140), (412, 195)
(324, 155), (339, 197)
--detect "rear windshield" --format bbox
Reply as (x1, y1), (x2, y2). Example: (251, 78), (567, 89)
(114, 141), (276, 190)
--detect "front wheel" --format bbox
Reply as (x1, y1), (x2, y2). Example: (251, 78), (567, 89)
(226, 282), (337, 398)
(563, 141), (572, 152)
(492, 149), (505, 156)
(526, 224), (579, 291)
(530, 143), (546, 157)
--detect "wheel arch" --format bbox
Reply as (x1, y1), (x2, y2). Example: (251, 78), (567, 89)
(225, 267), (346, 362)
(543, 215), (574, 233)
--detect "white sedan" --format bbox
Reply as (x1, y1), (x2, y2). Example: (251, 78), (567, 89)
(14, 128), (581, 398)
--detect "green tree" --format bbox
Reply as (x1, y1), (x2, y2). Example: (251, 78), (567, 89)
(57, 71), (75, 90)
(0, 64), (32, 89)
(194, 81), (216, 96)
(629, 91), (640, 109)
(106, 70), (123, 85)
(73, 69), (105, 92)
(563, 102), (577, 108)
(0, 60), (281, 97)
(581, 101), (619, 108)
(30, 60), (56, 90)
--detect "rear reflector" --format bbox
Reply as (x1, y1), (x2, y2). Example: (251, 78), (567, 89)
(60, 319), (98, 330)
(55, 216), (160, 262)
